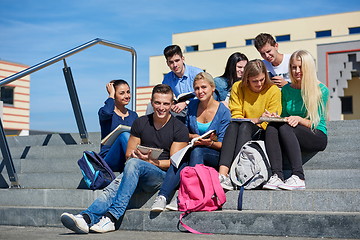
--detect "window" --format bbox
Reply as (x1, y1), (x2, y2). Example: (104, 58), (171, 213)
(349, 27), (360, 34)
(245, 39), (254, 46)
(213, 42), (226, 49)
(275, 34), (290, 42)
(0, 86), (14, 105)
(185, 45), (198, 52)
(340, 96), (353, 114)
(316, 30), (332, 38)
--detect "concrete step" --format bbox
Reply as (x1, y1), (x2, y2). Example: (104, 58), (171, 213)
(0, 188), (359, 213)
(0, 172), (85, 189)
(299, 169), (360, 189)
(0, 206), (358, 239)
(5, 137), (358, 163)
(4, 120), (360, 148)
(5, 132), (358, 149)
(7, 144), (99, 160)
(6, 132), (101, 147)
(301, 151), (360, 169)
(1, 165), (358, 189)
(5, 149), (358, 178)
(5, 134), (357, 160)
(327, 119), (360, 131)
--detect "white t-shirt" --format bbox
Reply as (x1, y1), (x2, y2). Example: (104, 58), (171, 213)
(263, 54), (291, 83)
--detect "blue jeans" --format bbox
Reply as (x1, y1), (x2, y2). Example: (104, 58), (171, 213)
(103, 132), (130, 172)
(158, 146), (220, 200)
(81, 158), (166, 224)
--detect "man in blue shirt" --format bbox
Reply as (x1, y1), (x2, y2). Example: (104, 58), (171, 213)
(162, 45), (203, 118)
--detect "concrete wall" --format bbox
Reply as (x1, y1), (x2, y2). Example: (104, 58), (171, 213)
(149, 11), (360, 86)
(317, 40), (360, 120)
(343, 76), (360, 120)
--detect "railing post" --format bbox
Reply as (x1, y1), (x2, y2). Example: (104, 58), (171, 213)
(0, 118), (20, 188)
(62, 60), (89, 144)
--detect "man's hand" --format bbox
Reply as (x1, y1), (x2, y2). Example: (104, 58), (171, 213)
(171, 102), (187, 113)
(271, 76), (288, 88)
(131, 149), (153, 162)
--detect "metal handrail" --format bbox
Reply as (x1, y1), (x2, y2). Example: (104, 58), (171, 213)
(0, 38), (137, 188)
(0, 38), (137, 109)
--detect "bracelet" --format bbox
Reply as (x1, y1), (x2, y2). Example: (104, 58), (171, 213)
(209, 141), (214, 147)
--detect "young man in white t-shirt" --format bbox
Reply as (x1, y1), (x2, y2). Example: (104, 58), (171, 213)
(254, 33), (291, 88)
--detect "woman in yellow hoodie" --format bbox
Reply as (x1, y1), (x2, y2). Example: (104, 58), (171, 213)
(218, 59), (282, 190)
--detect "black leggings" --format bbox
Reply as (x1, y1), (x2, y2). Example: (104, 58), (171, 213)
(219, 121), (261, 168)
(265, 122), (327, 180)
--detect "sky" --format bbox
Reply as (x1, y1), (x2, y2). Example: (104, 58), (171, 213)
(0, 0), (359, 133)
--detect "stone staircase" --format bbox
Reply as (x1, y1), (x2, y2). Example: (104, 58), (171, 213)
(0, 120), (359, 238)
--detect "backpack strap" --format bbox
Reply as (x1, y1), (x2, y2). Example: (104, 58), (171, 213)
(237, 185), (245, 211)
(179, 212), (212, 235)
(191, 164), (225, 211)
(90, 151), (116, 179)
(208, 166), (226, 205)
(251, 141), (271, 179)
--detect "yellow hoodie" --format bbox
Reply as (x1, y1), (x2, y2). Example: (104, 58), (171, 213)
(229, 81), (281, 129)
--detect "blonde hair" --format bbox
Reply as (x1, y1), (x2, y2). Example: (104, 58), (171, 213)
(193, 72), (215, 88)
(289, 50), (325, 130)
(241, 59), (272, 89)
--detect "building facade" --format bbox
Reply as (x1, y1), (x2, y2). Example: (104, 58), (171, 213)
(0, 60), (30, 135)
(146, 11), (360, 120)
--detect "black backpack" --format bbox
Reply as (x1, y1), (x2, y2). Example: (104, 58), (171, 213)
(77, 151), (116, 190)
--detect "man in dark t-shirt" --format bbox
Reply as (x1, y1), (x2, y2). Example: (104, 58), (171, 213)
(61, 84), (189, 234)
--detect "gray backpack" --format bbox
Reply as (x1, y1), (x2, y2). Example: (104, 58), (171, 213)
(230, 140), (271, 190)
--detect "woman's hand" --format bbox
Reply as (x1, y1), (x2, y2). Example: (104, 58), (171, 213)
(193, 138), (213, 147)
(193, 133), (216, 147)
(286, 116), (312, 128)
(189, 133), (200, 141)
(261, 109), (280, 118)
(106, 82), (116, 99)
(286, 116), (302, 127)
(249, 118), (260, 124)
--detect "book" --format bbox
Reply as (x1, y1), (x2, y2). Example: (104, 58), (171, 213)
(174, 92), (195, 103)
(100, 124), (131, 146)
(136, 145), (163, 160)
(170, 129), (216, 168)
(259, 116), (287, 122)
(231, 118), (252, 122)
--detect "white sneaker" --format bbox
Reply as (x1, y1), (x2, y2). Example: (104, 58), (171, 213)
(263, 174), (284, 190)
(60, 213), (89, 234)
(165, 195), (178, 211)
(151, 195), (167, 212)
(279, 175), (306, 190)
(89, 216), (115, 233)
(219, 174), (234, 191)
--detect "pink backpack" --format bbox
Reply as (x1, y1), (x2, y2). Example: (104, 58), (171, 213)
(178, 164), (226, 234)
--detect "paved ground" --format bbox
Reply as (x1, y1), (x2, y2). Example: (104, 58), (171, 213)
(0, 226), (357, 240)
